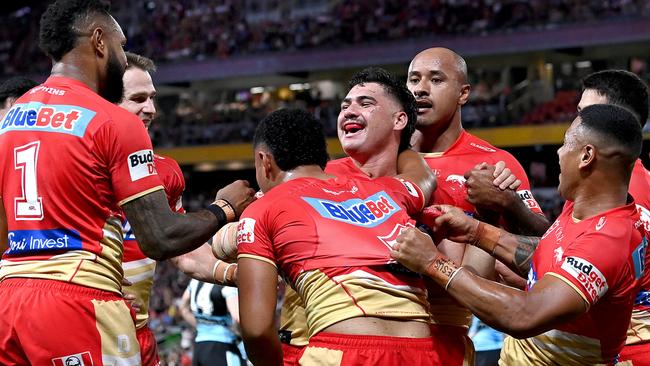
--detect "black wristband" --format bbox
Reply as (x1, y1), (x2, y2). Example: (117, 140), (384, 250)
(205, 203), (227, 226)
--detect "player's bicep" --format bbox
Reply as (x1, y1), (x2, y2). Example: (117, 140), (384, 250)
(238, 257), (278, 337)
(518, 274), (588, 336)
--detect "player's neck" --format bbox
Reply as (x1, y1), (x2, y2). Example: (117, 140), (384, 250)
(571, 181), (629, 220)
(281, 165), (333, 183)
(351, 148), (398, 178)
(416, 117), (462, 154)
(50, 55), (98, 93)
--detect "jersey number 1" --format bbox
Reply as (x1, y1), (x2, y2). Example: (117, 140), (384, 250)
(14, 141), (43, 220)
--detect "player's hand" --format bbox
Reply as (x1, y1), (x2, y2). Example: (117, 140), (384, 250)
(216, 180), (256, 218)
(465, 164), (518, 212)
(391, 227), (438, 274)
(121, 278), (143, 313)
(432, 204), (480, 244)
(493, 161), (521, 190)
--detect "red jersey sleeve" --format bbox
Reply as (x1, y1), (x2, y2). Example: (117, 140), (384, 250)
(373, 177), (425, 215)
(237, 201), (277, 268)
(549, 225), (630, 306)
(155, 155), (185, 213)
(94, 115), (163, 205)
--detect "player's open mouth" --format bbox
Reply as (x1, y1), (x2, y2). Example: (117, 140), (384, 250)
(416, 99), (433, 114)
(343, 122), (365, 135)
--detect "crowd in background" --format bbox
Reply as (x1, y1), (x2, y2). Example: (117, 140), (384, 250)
(2, 0), (650, 75)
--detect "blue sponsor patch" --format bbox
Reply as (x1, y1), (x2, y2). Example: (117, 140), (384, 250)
(0, 102), (95, 137)
(632, 236), (648, 280)
(303, 191), (400, 228)
(5, 229), (82, 255)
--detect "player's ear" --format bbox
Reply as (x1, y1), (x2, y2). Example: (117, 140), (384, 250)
(393, 111), (408, 131)
(90, 27), (107, 58)
(458, 84), (470, 106)
(578, 144), (596, 169)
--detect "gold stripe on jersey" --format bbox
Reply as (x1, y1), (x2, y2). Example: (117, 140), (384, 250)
(123, 257), (156, 329)
(238, 253), (277, 268)
(295, 269), (430, 338)
(627, 308), (650, 345)
(429, 297), (473, 328)
(0, 216), (125, 294)
(280, 285), (309, 346)
(500, 330), (606, 366)
(118, 185), (164, 206)
(93, 299), (142, 365)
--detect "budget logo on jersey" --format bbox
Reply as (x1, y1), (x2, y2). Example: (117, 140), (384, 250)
(517, 190), (541, 211)
(0, 102), (95, 137)
(236, 218), (256, 245)
(398, 179), (420, 198)
(51, 352), (93, 366)
(303, 192), (400, 228)
(127, 149), (156, 181)
(561, 256), (608, 302)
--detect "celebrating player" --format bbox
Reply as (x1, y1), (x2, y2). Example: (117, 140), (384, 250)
(392, 104), (647, 365)
(0, 1), (253, 364)
(237, 108), (438, 365)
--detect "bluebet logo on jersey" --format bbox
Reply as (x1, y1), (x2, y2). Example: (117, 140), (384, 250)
(6, 228), (82, 255)
(303, 192), (400, 228)
(0, 102), (95, 137)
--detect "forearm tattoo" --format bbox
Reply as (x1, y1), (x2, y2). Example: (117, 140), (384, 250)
(513, 235), (540, 276)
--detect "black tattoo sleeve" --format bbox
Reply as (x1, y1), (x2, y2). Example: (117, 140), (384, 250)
(512, 235), (540, 276)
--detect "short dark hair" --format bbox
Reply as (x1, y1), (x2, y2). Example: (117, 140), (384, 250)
(348, 67), (417, 152)
(126, 52), (156, 73)
(0, 77), (38, 103)
(578, 104), (642, 164)
(253, 109), (329, 171)
(39, 0), (112, 61)
(582, 70), (649, 127)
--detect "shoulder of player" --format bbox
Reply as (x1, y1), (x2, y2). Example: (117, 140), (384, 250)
(154, 154), (182, 173)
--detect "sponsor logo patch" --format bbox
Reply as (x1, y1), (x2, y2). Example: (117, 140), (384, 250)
(303, 191), (400, 228)
(1, 102), (95, 137)
(236, 218), (256, 245)
(561, 256), (608, 302)
(51, 351), (93, 366)
(469, 142), (496, 153)
(445, 174), (467, 186)
(398, 179), (420, 198)
(632, 237), (648, 280)
(377, 222), (414, 250)
(127, 149), (156, 181)
(517, 190), (541, 211)
(6, 228), (82, 255)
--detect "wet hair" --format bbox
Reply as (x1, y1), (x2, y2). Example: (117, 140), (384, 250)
(126, 52), (156, 73)
(253, 108), (329, 171)
(348, 67), (417, 152)
(39, 0), (112, 61)
(0, 77), (38, 104)
(578, 104), (642, 164)
(582, 70), (649, 127)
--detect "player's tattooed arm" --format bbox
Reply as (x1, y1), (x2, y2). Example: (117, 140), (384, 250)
(431, 204), (540, 278)
(512, 235), (540, 276)
(123, 180), (255, 261)
(123, 190), (220, 260)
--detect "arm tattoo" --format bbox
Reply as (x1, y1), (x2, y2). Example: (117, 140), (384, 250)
(513, 235), (540, 276)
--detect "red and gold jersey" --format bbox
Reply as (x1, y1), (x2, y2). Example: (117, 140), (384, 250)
(421, 130), (542, 328)
(238, 175), (429, 338)
(502, 201), (647, 365)
(0, 77), (163, 294)
(627, 159), (650, 345)
(277, 157), (370, 347)
(122, 154), (185, 329)
(422, 130), (542, 216)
